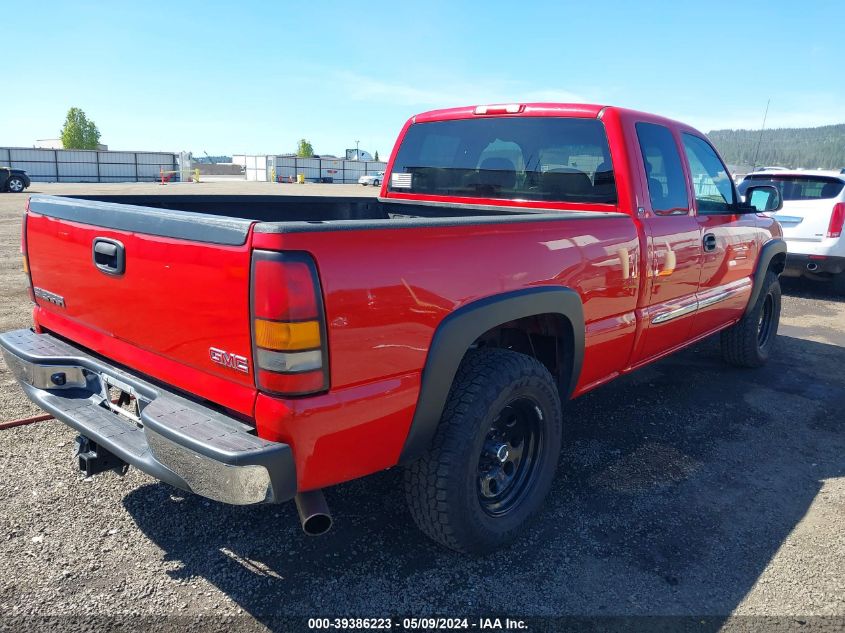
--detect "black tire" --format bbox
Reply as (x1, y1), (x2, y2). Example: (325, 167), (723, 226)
(373, 179), (380, 186)
(6, 176), (25, 193)
(403, 348), (562, 554)
(831, 272), (845, 296)
(720, 270), (781, 368)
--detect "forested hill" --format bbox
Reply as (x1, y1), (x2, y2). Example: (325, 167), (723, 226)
(707, 124), (845, 170)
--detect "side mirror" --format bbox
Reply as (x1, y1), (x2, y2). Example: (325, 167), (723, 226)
(743, 185), (782, 212)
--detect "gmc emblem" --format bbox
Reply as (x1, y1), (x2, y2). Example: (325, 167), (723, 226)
(209, 347), (249, 374)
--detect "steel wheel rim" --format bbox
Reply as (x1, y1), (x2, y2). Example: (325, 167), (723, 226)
(758, 293), (774, 347)
(477, 396), (544, 517)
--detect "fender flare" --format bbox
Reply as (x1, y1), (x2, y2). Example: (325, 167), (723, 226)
(398, 286), (585, 464)
(745, 238), (787, 317)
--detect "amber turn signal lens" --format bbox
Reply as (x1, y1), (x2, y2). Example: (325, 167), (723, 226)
(254, 319), (321, 351)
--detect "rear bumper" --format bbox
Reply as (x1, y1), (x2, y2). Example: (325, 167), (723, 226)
(782, 253), (845, 277)
(0, 329), (297, 505)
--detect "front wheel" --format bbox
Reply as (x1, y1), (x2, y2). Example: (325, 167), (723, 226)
(720, 270), (781, 367)
(372, 179), (380, 186)
(403, 348), (562, 553)
(6, 176), (25, 193)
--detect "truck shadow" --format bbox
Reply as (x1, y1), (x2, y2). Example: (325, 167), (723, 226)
(780, 276), (845, 303)
(123, 334), (845, 624)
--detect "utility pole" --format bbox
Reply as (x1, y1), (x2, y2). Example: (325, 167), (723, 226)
(355, 140), (360, 160)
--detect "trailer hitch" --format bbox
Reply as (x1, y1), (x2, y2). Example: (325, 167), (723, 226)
(74, 435), (129, 477)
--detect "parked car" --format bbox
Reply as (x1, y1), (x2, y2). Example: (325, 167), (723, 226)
(1, 103), (785, 553)
(358, 171), (384, 186)
(738, 170), (845, 293)
(753, 166), (790, 172)
(1, 167), (31, 193)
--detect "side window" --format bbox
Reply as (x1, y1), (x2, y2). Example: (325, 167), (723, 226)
(681, 134), (735, 213)
(635, 122), (689, 214)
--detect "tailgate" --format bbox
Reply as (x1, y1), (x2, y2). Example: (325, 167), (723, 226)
(25, 196), (258, 416)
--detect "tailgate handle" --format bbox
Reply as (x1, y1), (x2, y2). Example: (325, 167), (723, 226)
(92, 238), (125, 275)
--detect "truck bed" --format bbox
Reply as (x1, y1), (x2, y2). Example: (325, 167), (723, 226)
(60, 193), (547, 223)
(24, 193), (636, 432)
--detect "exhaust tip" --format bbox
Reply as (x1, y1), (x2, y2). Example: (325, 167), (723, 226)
(807, 262), (819, 272)
(302, 513), (333, 536)
(295, 489), (333, 536)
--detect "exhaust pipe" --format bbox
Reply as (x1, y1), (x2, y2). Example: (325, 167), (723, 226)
(807, 262), (819, 272)
(295, 490), (333, 536)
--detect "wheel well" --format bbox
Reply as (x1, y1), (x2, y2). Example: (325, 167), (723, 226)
(470, 313), (574, 395)
(769, 252), (786, 275)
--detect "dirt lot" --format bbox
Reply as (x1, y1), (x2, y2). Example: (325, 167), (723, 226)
(0, 183), (843, 630)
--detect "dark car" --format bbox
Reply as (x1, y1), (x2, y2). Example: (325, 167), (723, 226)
(1, 167), (31, 193)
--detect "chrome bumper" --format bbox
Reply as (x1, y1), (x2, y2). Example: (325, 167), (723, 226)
(0, 329), (297, 505)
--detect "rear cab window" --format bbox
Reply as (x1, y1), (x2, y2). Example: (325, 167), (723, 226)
(388, 117), (617, 204)
(738, 175), (845, 201)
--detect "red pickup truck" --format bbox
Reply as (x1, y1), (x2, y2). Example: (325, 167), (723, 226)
(1, 104), (785, 553)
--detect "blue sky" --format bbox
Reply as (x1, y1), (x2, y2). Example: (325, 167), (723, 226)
(1, 0), (842, 156)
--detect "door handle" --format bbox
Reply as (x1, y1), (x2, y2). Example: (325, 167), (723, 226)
(703, 233), (717, 252)
(92, 238), (125, 275)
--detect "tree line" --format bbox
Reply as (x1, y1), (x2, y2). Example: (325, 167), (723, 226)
(707, 124), (845, 170)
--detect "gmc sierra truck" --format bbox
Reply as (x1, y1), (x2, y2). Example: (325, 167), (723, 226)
(1, 104), (785, 553)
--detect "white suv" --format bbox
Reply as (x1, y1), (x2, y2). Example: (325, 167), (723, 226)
(738, 170), (845, 294)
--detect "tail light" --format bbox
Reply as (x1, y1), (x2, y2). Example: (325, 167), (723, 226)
(21, 209), (34, 303)
(250, 250), (328, 396)
(827, 202), (845, 238)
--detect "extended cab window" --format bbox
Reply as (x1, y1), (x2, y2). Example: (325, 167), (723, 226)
(635, 122), (689, 214)
(681, 134), (736, 213)
(388, 117), (616, 204)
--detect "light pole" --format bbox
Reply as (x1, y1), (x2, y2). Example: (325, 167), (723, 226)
(355, 140), (360, 160)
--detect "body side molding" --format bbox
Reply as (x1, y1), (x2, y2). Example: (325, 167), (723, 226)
(398, 286), (585, 464)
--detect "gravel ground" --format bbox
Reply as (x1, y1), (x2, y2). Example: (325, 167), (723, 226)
(0, 183), (843, 631)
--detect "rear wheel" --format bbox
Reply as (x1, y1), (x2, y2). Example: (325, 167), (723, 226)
(403, 348), (562, 553)
(720, 270), (781, 367)
(6, 176), (25, 193)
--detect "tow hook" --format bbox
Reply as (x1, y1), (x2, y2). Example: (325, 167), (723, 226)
(74, 435), (129, 477)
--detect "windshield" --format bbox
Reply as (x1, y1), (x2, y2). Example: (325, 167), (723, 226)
(388, 117), (616, 204)
(738, 175), (844, 201)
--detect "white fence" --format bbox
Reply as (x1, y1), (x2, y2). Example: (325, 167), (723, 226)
(269, 156), (388, 184)
(0, 147), (179, 183)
